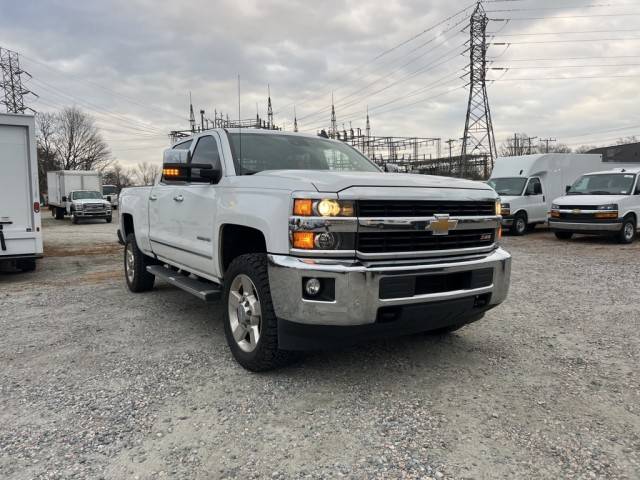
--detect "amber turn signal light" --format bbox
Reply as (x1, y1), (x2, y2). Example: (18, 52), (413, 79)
(293, 199), (313, 216)
(163, 168), (181, 177)
(292, 232), (315, 249)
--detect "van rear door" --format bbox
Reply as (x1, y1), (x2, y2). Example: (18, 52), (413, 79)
(0, 124), (34, 254)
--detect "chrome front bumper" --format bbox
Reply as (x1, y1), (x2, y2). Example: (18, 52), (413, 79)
(268, 248), (511, 327)
(549, 220), (622, 232)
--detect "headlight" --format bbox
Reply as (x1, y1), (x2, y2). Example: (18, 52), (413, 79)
(75, 203), (83, 210)
(292, 231), (353, 250)
(293, 199), (355, 217)
(551, 204), (560, 210)
(495, 200), (501, 216)
(597, 204), (617, 211)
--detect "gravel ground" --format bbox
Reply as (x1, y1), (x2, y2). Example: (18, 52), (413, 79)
(1, 217), (639, 479)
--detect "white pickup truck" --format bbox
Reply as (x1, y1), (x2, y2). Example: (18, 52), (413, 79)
(118, 129), (511, 371)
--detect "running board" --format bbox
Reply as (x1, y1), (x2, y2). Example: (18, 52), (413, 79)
(146, 265), (221, 302)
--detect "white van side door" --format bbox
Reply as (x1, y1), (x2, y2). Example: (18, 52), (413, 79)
(524, 177), (546, 222)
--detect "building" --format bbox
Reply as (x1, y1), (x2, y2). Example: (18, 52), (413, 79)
(588, 142), (640, 163)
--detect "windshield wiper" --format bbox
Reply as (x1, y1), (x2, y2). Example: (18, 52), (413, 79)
(587, 191), (612, 195)
(567, 191), (582, 195)
(242, 169), (260, 175)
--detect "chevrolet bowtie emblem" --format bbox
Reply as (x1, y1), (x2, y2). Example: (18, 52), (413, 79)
(429, 214), (458, 236)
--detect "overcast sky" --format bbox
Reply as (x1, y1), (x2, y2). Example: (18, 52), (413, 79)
(2, 0), (639, 167)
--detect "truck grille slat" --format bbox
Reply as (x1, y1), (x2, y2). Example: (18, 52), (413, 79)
(358, 200), (495, 218)
(357, 229), (495, 253)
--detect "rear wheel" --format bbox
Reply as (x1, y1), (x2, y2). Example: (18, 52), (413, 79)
(511, 212), (527, 236)
(124, 233), (156, 292)
(618, 216), (636, 244)
(55, 207), (64, 220)
(16, 258), (36, 272)
(555, 231), (573, 240)
(223, 253), (293, 372)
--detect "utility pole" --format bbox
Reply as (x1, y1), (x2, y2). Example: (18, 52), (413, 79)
(461, 2), (496, 176)
(267, 85), (273, 130)
(293, 106), (298, 132)
(188, 92), (196, 133)
(200, 109), (205, 132)
(330, 93), (337, 139)
(540, 138), (557, 153)
(0, 48), (36, 114)
(445, 138), (456, 173)
(526, 136), (537, 155)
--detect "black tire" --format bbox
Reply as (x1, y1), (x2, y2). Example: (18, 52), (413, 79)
(618, 216), (636, 244)
(223, 253), (293, 372)
(106, 216), (112, 223)
(124, 233), (156, 292)
(55, 207), (64, 220)
(511, 212), (527, 236)
(16, 258), (36, 272)
(555, 231), (573, 240)
(71, 211), (79, 224)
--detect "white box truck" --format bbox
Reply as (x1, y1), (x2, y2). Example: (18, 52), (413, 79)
(0, 113), (42, 272)
(47, 170), (112, 223)
(488, 153), (613, 235)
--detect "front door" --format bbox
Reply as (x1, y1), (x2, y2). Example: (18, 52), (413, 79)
(179, 133), (224, 278)
(524, 177), (546, 222)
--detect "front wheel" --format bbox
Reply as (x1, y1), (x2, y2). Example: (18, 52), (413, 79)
(106, 215), (112, 223)
(223, 253), (293, 372)
(124, 233), (156, 292)
(618, 217), (636, 244)
(16, 258), (36, 272)
(511, 213), (527, 236)
(71, 211), (79, 224)
(555, 231), (573, 240)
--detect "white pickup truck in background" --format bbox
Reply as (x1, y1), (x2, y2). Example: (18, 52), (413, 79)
(0, 113), (42, 272)
(47, 170), (112, 223)
(118, 129), (511, 371)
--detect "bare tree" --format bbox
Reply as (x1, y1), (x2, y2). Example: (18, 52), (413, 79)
(36, 112), (59, 195)
(499, 133), (537, 157)
(53, 106), (112, 171)
(536, 142), (572, 154)
(131, 162), (161, 186)
(616, 136), (638, 145)
(102, 161), (134, 189)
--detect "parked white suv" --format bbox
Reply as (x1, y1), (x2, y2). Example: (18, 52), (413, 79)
(118, 129), (511, 371)
(549, 168), (640, 243)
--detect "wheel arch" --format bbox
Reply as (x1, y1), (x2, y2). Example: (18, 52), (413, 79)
(219, 224), (268, 275)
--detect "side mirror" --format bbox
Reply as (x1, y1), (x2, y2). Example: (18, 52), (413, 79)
(107, 195), (112, 202)
(198, 167), (222, 183)
(62, 196), (67, 202)
(565, 185), (571, 193)
(163, 149), (191, 164)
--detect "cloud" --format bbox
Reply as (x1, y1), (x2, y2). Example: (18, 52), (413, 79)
(1, 0), (639, 166)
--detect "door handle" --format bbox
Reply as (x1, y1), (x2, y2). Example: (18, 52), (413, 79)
(173, 195), (184, 202)
(149, 195), (158, 201)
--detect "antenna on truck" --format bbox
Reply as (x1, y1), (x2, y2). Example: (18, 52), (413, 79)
(237, 74), (242, 173)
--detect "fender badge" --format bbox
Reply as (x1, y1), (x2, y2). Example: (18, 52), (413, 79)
(429, 214), (458, 236)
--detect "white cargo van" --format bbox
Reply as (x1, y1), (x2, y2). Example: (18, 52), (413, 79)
(102, 184), (119, 208)
(488, 154), (607, 235)
(47, 170), (112, 223)
(0, 113), (42, 272)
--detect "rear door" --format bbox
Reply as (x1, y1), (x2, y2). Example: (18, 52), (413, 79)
(0, 124), (34, 255)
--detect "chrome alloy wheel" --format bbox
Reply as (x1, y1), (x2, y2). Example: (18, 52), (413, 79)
(623, 221), (635, 241)
(125, 243), (135, 284)
(228, 274), (262, 353)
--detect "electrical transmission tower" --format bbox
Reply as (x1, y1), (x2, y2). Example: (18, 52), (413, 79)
(267, 85), (273, 129)
(0, 48), (36, 114)
(461, 2), (496, 177)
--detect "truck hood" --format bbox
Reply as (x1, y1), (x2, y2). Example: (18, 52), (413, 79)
(553, 194), (628, 206)
(498, 195), (519, 204)
(73, 198), (110, 206)
(254, 170), (492, 193)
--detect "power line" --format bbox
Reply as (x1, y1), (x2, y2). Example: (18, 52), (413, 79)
(489, 55), (640, 62)
(492, 62), (640, 69)
(486, 3), (638, 12)
(491, 37), (640, 45)
(490, 12), (640, 20)
(492, 73), (640, 81)
(275, 2), (477, 115)
(489, 28), (639, 36)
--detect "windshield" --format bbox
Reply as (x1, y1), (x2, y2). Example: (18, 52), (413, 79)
(72, 191), (103, 200)
(568, 173), (637, 195)
(227, 133), (380, 175)
(487, 177), (527, 196)
(102, 186), (117, 195)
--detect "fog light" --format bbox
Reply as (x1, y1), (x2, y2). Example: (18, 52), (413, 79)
(314, 232), (337, 249)
(305, 278), (321, 296)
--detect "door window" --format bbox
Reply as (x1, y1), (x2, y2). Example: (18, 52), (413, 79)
(635, 176), (640, 195)
(172, 140), (192, 150)
(191, 136), (221, 182)
(526, 178), (542, 195)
